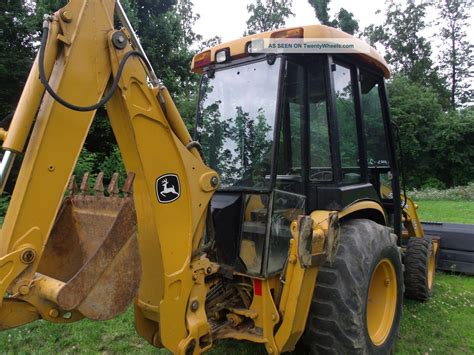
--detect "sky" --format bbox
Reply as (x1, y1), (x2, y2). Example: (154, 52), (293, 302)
(193, 0), (474, 44)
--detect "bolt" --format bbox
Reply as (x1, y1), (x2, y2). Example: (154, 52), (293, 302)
(63, 312), (72, 320)
(19, 285), (30, 296)
(112, 31), (128, 49)
(60, 11), (73, 23)
(190, 300), (199, 312)
(48, 309), (59, 318)
(21, 249), (36, 264)
(48, 165), (55, 172)
(210, 176), (218, 187)
(385, 278), (391, 287)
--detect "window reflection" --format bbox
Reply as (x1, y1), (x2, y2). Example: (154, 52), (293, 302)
(267, 190), (305, 274)
(197, 59), (281, 190)
(333, 64), (361, 183)
(240, 194), (269, 274)
(360, 72), (389, 168)
(308, 58), (332, 181)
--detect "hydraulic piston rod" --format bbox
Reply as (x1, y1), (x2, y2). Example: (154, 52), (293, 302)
(0, 151), (16, 195)
(115, 0), (160, 87)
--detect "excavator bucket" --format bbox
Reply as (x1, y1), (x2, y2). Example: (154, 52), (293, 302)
(36, 172), (141, 320)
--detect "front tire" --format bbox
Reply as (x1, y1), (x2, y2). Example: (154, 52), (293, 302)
(404, 237), (435, 301)
(298, 219), (403, 354)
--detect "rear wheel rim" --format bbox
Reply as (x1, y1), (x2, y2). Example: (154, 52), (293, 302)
(367, 258), (397, 346)
(428, 247), (435, 289)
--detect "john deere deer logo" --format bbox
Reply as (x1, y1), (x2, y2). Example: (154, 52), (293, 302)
(156, 174), (180, 203)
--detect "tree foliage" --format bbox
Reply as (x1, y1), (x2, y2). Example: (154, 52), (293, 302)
(307, 0), (359, 35)
(436, 0), (473, 108)
(0, 1), (35, 117)
(0, 0), (203, 183)
(245, 0), (294, 35)
(363, 0), (450, 109)
(388, 76), (442, 187)
(0, 0), (472, 191)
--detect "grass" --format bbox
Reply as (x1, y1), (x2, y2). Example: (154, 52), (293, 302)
(1, 272), (472, 354)
(416, 200), (474, 224)
(1, 200), (473, 353)
(395, 272), (474, 354)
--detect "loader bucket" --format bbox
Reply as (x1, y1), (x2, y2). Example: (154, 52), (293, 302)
(36, 172), (141, 320)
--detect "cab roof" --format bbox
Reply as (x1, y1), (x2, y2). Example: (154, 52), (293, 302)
(191, 24), (390, 78)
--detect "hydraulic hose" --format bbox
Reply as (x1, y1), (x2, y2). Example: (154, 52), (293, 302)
(39, 21), (153, 112)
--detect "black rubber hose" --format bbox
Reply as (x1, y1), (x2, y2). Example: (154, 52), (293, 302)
(39, 24), (152, 112)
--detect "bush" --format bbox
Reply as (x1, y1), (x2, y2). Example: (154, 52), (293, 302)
(421, 177), (446, 190)
(409, 182), (474, 201)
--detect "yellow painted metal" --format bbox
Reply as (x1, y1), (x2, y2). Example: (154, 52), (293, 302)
(339, 199), (387, 225)
(402, 197), (424, 238)
(0, 299), (40, 330)
(2, 18), (60, 154)
(248, 278), (280, 354)
(380, 184), (424, 238)
(0, 247), (30, 307)
(192, 25), (390, 78)
(105, 26), (217, 352)
(0, 1), (217, 351)
(366, 258), (397, 346)
(275, 211), (336, 353)
(0, 1), (402, 353)
(0, 128), (7, 142)
(428, 245), (436, 290)
(0, 0), (117, 327)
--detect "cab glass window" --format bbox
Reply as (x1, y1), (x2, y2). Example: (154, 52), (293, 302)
(360, 71), (389, 168)
(308, 58), (332, 182)
(276, 60), (304, 194)
(333, 63), (361, 184)
(197, 59), (281, 190)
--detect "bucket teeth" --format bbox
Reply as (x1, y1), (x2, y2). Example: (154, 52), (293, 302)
(94, 172), (105, 197)
(68, 171), (135, 197)
(80, 172), (90, 195)
(108, 172), (120, 197)
(67, 175), (78, 195)
(123, 172), (135, 197)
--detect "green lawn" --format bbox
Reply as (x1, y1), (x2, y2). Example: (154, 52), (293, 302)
(416, 199), (474, 224)
(1, 200), (473, 353)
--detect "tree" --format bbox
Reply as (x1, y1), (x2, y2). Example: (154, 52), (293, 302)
(334, 8), (359, 35)
(307, 0), (359, 35)
(363, 0), (450, 109)
(387, 75), (443, 188)
(245, 0), (294, 35)
(0, 1), (36, 118)
(308, 0), (330, 26)
(432, 107), (474, 186)
(437, 0), (473, 108)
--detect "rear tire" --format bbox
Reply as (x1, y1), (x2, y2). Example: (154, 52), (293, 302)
(297, 219), (403, 354)
(404, 237), (435, 301)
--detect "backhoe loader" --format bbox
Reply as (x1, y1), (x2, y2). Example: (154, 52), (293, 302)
(0, 1), (438, 353)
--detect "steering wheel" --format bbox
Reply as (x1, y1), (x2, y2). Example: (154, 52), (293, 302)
(310, 171), (333, 181)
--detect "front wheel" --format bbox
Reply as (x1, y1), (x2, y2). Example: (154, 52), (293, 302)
(298, 219), (403, 354)
(404, 237), (435, 301)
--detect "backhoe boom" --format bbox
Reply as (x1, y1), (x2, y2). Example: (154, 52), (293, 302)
(0, 1), (218, 353)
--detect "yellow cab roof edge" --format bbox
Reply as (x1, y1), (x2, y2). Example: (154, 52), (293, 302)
(191, 24), (390, 78)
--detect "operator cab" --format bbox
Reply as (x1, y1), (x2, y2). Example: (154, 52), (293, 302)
(192, 26), (401, 277)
